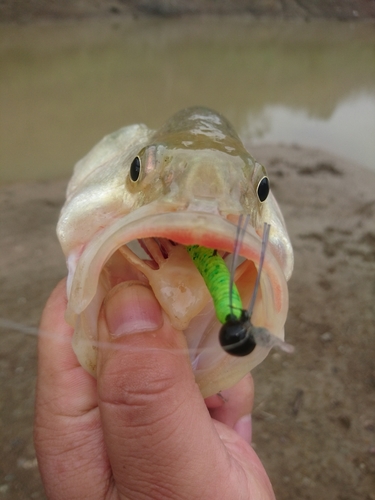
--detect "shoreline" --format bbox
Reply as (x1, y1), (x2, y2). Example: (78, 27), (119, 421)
(1, 0), (375, 24)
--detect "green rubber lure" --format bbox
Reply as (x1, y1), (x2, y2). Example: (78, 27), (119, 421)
(185, 245), (243, 324)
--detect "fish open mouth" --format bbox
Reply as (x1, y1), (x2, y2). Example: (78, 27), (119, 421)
(66, 208), (289, 397)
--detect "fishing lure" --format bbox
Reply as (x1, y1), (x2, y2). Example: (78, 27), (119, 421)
(187, 220), (272, 358)
(185, 245), (243, 324)
(219, 222), (271, 357)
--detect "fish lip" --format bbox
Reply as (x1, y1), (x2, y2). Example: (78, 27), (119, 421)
(66, 207), (288, 332)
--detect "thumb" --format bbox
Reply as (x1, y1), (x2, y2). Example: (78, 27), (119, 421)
(96, 281), (228, 499)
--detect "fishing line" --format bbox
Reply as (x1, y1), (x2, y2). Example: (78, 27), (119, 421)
(247, 222), (271, 317)
(1, 313), (292, 379)
(0, 318), (39, 336)
(228, 214), (250, 318)
(0, 317), (229, 357)
(219, 222), (276, 357)
(185, 221), (275, 356)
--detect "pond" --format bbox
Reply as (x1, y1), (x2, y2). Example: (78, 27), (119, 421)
(1, 17), (375, 183)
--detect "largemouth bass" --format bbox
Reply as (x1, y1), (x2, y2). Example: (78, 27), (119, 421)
(57, 106), (293, 398)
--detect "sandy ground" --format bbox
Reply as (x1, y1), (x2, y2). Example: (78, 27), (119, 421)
(0, 144), (374, 499)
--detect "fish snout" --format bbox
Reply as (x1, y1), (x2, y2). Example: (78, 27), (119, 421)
(171, 162), (243, 214)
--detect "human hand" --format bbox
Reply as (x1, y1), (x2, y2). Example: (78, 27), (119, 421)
(34, 280), (275, 500)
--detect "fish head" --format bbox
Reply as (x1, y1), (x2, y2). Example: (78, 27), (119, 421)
(57, 107), (293, 398)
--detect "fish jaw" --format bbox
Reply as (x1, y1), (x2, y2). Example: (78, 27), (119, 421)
(65, 206), (289, 398)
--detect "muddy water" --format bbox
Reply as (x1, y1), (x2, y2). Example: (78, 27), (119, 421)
(1, 17), (375, 183)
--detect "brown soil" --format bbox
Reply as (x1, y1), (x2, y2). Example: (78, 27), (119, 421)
(0, 144), (374, 499)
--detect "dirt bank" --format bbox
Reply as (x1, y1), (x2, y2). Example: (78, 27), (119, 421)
(1, 0), (375, 23)
(1, 144), (374, 499)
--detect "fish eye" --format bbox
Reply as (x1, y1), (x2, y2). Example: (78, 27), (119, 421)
(257, 176), (269, 202)
(130, 156), (141, 182)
